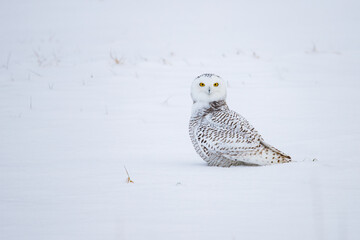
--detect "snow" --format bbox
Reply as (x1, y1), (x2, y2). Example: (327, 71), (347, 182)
(1, 0), (360, 239)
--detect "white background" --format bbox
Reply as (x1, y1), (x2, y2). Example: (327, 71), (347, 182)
(1, 0), (360, 239)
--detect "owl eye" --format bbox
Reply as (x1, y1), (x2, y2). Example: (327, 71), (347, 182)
(213, 82), (219, 87)
(199, 82), (205, 87)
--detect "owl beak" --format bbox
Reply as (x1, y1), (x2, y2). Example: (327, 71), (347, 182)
(208, 87), (211, 94)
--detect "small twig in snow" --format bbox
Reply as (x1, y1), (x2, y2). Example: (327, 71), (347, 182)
(28, 70), (42, 77)
(162, 96), (172, 105)
(110, 52), (124, 65)
(2, 52), (11, 69)
(124, 165), (134, 183)
(33, 50), (46, 66)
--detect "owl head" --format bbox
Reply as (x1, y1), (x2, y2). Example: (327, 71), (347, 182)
(191, 74), (227, 103)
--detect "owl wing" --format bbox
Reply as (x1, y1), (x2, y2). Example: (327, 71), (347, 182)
(197, 110), (289, 165)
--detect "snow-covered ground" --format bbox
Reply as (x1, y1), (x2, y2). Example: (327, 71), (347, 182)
(1, 1), (360, 239)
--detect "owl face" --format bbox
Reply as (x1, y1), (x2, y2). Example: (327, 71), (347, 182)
(191, 74), (227, 103)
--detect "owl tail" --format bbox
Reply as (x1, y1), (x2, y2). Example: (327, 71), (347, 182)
(260, 140), (291, 164)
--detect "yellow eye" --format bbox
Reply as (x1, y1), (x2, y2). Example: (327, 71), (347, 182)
(213, 82), (219, 87)
(199, 82), (205, 87)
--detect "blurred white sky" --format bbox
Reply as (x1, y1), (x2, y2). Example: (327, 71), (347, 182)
(1, 0), (360, 59)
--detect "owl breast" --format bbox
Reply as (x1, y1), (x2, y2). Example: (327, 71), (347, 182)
(189, 104), (238, 167)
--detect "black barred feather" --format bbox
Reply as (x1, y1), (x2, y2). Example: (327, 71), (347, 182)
(189, 100), (291, 167)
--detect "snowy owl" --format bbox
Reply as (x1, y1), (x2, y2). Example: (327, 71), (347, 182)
(189, 73), (291, 167)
